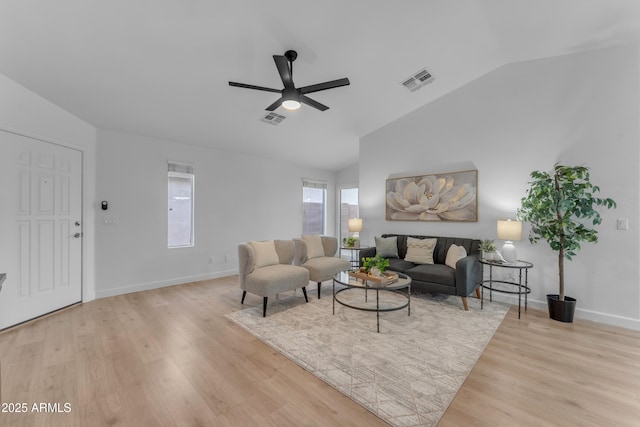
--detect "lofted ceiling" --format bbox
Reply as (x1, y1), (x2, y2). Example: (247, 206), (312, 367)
(1, 0), (639, 171)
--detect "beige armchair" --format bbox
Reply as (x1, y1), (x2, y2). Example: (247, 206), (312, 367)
(238, 239), (310, 316)
(294, 235), (351, 299)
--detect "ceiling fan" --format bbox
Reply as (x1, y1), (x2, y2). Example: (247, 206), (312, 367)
(228, 50), (350, 112)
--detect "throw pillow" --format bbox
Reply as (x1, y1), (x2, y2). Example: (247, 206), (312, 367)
(445, 243), (468, 269)
(404, 237), (437, 264)
(249, 240), (280, 269)
(302, 234), (325, 259)
(375, 236), (399, 258)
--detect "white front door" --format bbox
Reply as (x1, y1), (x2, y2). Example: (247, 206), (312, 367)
(0, 131), (82, 329)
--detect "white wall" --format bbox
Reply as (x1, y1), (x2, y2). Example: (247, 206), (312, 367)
(360, 45), (640, 329)
(336, 162), (359, 185)
(95, 129), (336, 297)
(0, 73), (98, 301)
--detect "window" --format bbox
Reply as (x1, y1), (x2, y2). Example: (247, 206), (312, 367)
(168, 162), (194, 248)
(302, 179), (326, 235)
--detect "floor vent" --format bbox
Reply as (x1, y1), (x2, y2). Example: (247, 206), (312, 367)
(401, 68), (435, 92)
(260, 112), (286, 125)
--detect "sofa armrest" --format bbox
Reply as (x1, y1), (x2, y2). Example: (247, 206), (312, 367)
(455, 254), (482, 297)
(358, 246), (377, 267)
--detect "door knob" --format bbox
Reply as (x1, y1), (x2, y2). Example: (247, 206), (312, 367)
(74, 233), (83, 238)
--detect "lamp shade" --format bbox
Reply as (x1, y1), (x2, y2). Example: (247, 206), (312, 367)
(497, 219), (522, 241)
(348, 218), (363, 233)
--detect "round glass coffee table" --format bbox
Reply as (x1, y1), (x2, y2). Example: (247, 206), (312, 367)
(332, 270), (412, 333)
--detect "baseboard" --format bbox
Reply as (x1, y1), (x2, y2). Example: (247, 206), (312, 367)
(95, 268), (239, 299)
(487, 293), (640, 331)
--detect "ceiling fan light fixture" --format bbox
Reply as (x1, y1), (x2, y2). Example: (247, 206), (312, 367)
(282, 99), (301, 111)
(229, 50), (349, 112)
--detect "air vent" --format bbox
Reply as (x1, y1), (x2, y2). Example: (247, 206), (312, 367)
(401, 68), (435, 92)
(260, 112), (286, 125)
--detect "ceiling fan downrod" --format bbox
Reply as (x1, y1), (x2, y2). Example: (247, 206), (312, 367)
(285, 50), (297, 80)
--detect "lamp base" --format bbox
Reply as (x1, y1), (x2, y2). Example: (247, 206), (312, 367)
(501, 241), (517, 262)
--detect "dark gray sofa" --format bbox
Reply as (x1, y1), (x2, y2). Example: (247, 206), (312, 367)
(359, 234), (482, 310)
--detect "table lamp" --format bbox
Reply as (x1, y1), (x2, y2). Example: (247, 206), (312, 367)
(497, 219), (522, 262)
(348, 218), (362, 245)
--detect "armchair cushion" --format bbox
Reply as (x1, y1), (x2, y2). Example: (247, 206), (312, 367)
(302, 234), (325, 259)
(244, 264), (310, 296)
(249, 240), (280, 268)
(301, 257), (350, 283)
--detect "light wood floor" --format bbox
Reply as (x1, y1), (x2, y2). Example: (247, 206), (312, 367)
(1, 276), (639, 426)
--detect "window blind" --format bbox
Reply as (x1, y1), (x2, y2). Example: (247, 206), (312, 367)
(168, 162), (194, 174)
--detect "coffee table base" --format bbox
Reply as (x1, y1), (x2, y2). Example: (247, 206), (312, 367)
(333, 279), (410, 333)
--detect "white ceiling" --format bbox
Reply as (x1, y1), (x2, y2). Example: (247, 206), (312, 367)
(1, 0), (639, 171)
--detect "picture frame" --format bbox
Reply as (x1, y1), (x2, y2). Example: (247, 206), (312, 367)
(386, 169), (478, 222)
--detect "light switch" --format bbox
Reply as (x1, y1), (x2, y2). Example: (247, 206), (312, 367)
(617, 218), (628, 230)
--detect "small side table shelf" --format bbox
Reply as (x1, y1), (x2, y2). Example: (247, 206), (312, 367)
(480, 260), (533, 319)
(340, 245), (369, 269)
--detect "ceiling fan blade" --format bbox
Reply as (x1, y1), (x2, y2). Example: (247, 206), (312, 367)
(299, 78), (350, 95)
(273, 55), (294, 89)
(229, 81), (281, 93)
(300, 95), (329, 111)
(265, 97), (284, 111)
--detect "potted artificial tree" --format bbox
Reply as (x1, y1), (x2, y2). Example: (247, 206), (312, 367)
(517, 164), (616, 322)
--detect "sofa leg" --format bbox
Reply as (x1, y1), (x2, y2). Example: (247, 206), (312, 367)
(263, 297), (268, 317)
(461, 296), (469, 311)
(241, 291), (247, 304)
(317, 282), (322, 299)
(475, 288), (481, 299)
(302, 287), (308, 302)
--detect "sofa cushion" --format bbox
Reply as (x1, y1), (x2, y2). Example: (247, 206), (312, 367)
(249, 240), (280, 268)
(445, 244), (467, 269)
(404, 237), (436, 264)
(375, 236), (399, 258)
(406, 264), (456, 287)
(302, 234), (325, 259)
(387, 258), (417, 273)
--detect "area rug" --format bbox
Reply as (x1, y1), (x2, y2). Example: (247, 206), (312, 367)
(226, 285), (509, 427)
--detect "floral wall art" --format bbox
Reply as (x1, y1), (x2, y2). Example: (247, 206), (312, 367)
(386, 170), (478, 221)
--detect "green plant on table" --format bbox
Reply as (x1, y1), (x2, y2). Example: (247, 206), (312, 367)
(361, 255), (390, 273)
(478, 239), (497, 253)
(342, 236), (358, 247)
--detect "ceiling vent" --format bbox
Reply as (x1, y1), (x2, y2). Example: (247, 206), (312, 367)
(260, 112), (286, 125)
(401, 68), (435, 92)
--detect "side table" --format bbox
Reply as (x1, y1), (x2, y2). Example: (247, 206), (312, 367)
(480, 260), (533, 319)
(339, 245), (369, 269)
